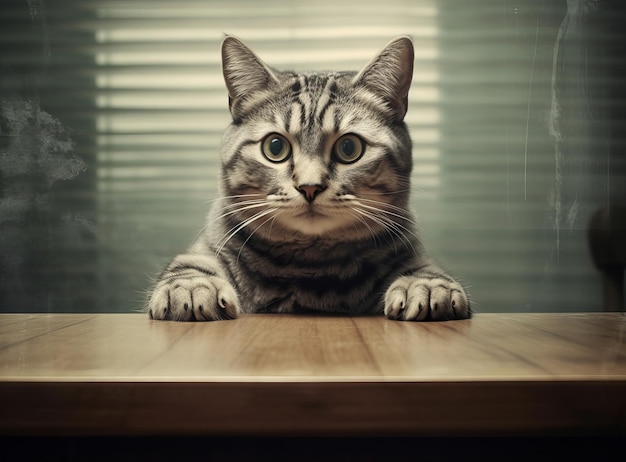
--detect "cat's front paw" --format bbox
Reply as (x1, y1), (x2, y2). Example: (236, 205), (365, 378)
(384, 275), (470, 321)
(148, 272), (240, 322)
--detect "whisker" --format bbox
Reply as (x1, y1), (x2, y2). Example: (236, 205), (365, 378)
(195, 196), (266, 234)
(189, 201), (267, 245)
(346, 210), (381, 248)
(354, 207), (419, 256)
(356, 200), (423, 240)
(218, 199), (268, 210)
(343, 196), (420, 232)
(378, 213), (423, 249)
(203, 193), (264, 205)
(356, 205), (423, 245)
(266, 213), (280, 240)
(215, 207), (278, 257)
(355, 197), (417, 220)
(358, 202), (414, 223)
(354, 208), (404, 255)
(236, 211), (279, 262)
(372, 188), (411, 196)
(214, 200), (268, 221)
(337, 194), (423, 251)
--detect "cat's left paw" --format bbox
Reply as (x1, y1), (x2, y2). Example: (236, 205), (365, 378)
(384, 275), (470, 321)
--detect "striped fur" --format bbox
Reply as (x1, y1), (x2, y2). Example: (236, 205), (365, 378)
(148, 36), (470, 322)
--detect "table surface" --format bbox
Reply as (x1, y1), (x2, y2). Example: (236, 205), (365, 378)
(1, 312), (625, 436)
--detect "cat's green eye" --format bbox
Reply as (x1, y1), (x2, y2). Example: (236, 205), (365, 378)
(333, 134), (364, 164)
(262, 133), (291, 163)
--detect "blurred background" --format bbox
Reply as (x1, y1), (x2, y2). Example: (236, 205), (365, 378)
(1, 0), (624, 313)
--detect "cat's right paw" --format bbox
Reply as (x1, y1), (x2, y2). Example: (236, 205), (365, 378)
(148, 272), (240, 322)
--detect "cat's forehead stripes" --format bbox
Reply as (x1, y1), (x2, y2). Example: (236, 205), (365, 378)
(315, 77), (340, 128)
(282, 73), (342, 135)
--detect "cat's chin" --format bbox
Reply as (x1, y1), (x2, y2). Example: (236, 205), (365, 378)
(274, 212), (354, 237)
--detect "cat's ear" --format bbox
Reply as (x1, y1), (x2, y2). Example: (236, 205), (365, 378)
(221, 36), (279, 119)
(353, 36), (414, 121)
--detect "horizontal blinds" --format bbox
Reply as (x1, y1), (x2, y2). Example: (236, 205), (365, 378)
(1, 0), (619, 313)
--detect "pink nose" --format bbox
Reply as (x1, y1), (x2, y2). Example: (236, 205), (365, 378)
(297, 184), (326, 202)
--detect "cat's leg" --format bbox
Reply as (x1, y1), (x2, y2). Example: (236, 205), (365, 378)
(148, 254), (239, 321)
(384, 264), (470, 321)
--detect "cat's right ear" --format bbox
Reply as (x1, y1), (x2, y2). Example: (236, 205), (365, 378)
(221, 36), (279, 120)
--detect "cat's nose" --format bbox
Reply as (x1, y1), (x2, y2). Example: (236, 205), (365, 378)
(297, 184), (326, 203)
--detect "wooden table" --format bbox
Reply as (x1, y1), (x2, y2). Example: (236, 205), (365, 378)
(0, 313), (625, 436)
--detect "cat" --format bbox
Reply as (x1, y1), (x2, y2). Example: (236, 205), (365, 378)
(147, 36), (470, 322)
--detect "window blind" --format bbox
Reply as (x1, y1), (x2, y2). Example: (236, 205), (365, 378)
(1, 0), (622, 313)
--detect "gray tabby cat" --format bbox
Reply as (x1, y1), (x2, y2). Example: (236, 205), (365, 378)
(147, 36), (470, 322)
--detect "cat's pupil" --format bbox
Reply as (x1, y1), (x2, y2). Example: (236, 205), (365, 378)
(342, 139), (355, 156)
(270, 138), (284, 156)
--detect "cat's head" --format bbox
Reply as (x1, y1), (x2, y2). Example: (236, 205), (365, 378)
(219, 36), (414, 239)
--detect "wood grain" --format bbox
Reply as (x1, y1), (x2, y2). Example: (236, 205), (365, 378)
(0, 313), (625, 435)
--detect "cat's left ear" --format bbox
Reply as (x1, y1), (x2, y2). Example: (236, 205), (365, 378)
(353, 36), (414, 121)
(221, 35), (279, 119)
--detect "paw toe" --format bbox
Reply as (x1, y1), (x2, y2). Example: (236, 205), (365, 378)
(217, 286), (240, 319)
(384, 287), (406, 320)
(170, 286), (193, 321)
(429, 285), (451, 321)
(191, 285), (215, 321)
(147, 286), (170, 320)
(450, 287), (470, 319)
(404, 282), (429, 321)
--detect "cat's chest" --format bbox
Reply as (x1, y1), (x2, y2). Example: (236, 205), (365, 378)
(228, 238), (413, 314)
(235, 238), (371, 279)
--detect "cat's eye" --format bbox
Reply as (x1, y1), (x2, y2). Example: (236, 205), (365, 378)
(333, 134), (364, 164)
(262, 133), (291, 163)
